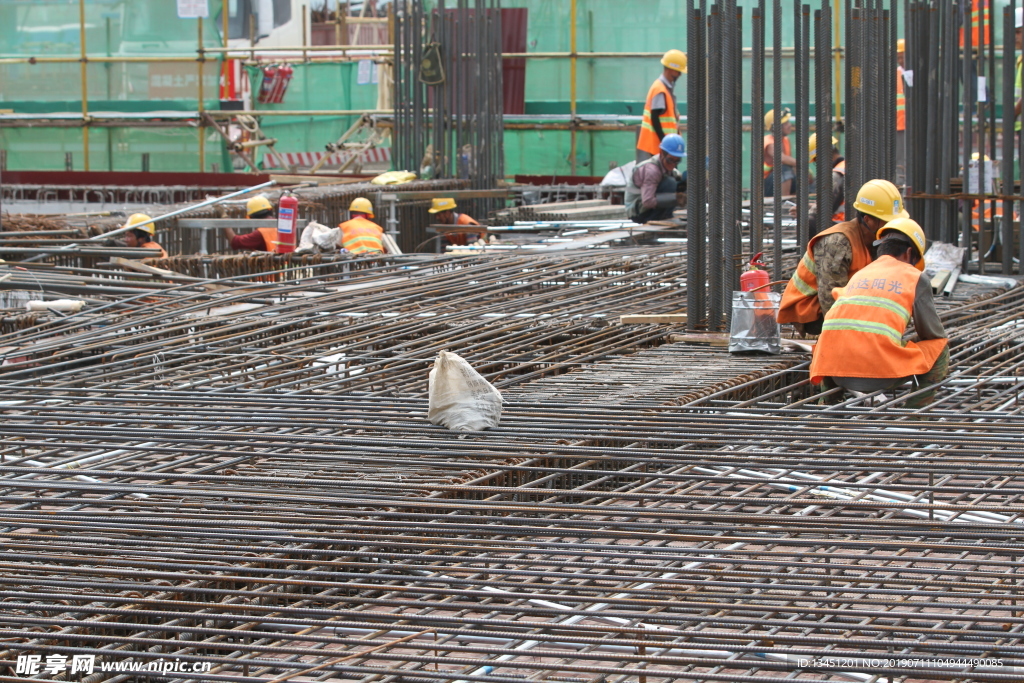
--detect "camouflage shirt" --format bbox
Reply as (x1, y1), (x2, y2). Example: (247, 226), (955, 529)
(810, 232), (856, 315)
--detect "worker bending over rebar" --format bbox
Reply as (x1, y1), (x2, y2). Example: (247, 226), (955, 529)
(624, 134), (687, 224)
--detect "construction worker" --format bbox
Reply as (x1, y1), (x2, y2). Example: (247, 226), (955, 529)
(222, 195), (279, 251)
(339, 197), (387, 255)
(809, 217), (948, 408)
(636, 49), (687, 163)
(965, 154), (1019, 232)
(896, 39), (907, 185)
(762, 108), (796, 197)
(778, 179), (908, 336)
(428, 198), (480, 247)
(625, 133), (686, 224)
(121, 213), (167, 258)
(806, 134), (846, 230)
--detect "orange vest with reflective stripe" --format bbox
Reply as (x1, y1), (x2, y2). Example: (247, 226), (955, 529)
(637, 78), (678, 156)
(896, 67), (906, 132)
(141, 241), (167, 259)
(776, 219), (874, 324)
(763, 134), (792, 178)
(340, 216), (385, 254)
(971, 202), (1017, 231)
(256, 227), (279, 252)
(831, 160), (847, 223)
(809, 256), (948, 383)
(959, 0), (991, 48)
(444, 213), (481, 247)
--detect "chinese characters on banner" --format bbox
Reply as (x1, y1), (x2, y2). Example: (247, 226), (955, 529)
(148, 63), (220, 99)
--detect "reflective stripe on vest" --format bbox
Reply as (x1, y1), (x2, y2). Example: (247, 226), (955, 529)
(959, 0), (991, 48)
(340, 217), (385, 254)
(896, 67), (906, 132)
(776, 219), (874, 325)
(256, 227), (279, 251)
(637, 78), (678, 156)
(809, 256), (948, 383)
(763, 134), (792, 177)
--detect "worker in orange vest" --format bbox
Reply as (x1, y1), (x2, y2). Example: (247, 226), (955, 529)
(636, 49), (687, 163)
(222, 195), (279, 251)
(763, 108), (797, 197)
(429, 198), (480, 247)
(778, 179), (908, 336)
(896, 38), (907, 185)
(805, 134), (846, 231)
(809, 217), (948, 408)
(339, 197), (387, 255)
(121, 213), (168, 259)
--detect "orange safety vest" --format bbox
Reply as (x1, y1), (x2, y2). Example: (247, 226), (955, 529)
(971, 202), (1017, 231)
(896, 67), (906, 132)
(809, 255), (948, 384)
(762, 134), (792, 178)
(340, 216), (385, 254)
(256, 227), (279, 252)
(831, 160), (847, 223)
(637, 78), (678, 157)
(959, 0), (991, 48)
(777, 219), (874, 324)
(141, 241), (167, 259)
(444, 213), (481, 247)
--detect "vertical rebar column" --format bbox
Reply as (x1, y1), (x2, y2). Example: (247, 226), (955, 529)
(938, 0), (954, 241)
(796, 4), (810, 248)
(687, 4), (707, 330)
(708, 5), (724, 330)
(731, 3), (745, 296)
(772, 0), (783, 288)
(886, 6), (896, 182)
(815, 3), (833, 235)
(848, 7), (862, 218)
(1002, 2), (1016, 274)
(961, 0), (973, 263)
(923, 0), (940, 239)
(723, 0), (741, 312)
(750, 1), (765, 254)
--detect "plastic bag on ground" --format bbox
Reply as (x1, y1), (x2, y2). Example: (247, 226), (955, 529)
(427, 350), (503, 432)
(729, 290), (782, 354)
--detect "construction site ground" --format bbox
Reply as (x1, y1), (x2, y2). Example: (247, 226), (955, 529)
(2, 245), (1024, 682)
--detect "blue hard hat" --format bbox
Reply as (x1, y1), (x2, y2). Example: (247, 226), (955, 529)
(659, 134), (686, 158)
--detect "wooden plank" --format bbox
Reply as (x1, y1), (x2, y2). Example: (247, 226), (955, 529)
(620, 314), (688, 324)
(667, 333), (729, 346)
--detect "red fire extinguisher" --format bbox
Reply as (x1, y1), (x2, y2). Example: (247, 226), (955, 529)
(276, 193), (298, 254)
(740, 252), (771, 292)
(269, 64), (294, 104)
(257, 65), (278, 104)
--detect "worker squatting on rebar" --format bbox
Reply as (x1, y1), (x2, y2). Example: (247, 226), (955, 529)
(624, 134), (687, 224)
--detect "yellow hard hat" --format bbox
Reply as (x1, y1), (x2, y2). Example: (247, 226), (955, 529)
(764, 107), (792, 131)
(875, 217), (927, 271)
(897, 38), (905, 53)
(349, 197), (374, 217)
(661, 49), (687, 74)
(809, 134), (840, 162)
(428, 197), (457, 214)
(124, 213), (155, 235)
(853, 179), (909, 222)
(971, 152), (991, 161)
(246, 195), (273, 217)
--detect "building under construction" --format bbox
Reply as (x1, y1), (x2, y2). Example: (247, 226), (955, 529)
(4, 1), (1024, 681)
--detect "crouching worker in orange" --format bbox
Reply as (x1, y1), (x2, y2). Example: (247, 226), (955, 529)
(122, 213), (167, 258)
(339, 197), (387, 255)
(809, 217), (949, 408)
(222, 195), (279, 252)
(428, 198), (480, 247)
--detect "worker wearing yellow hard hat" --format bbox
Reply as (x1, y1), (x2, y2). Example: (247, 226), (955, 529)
(762, 108), (796, 197)
(778, 179), (910, 337)
(121, 213), (167, 259)
(428, 198), (481, 248)
(807, 134), (846, 228)
(338, 197), (387, 255)
(222, 194), (278, 251)
(636, 49), (686, 163)
(810, 216), (949, 408)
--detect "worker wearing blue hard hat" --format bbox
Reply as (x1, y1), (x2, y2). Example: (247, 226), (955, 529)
(624, 133), (687, 224)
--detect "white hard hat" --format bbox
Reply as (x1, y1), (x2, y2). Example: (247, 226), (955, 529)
(1017, 7), (1023, 29)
